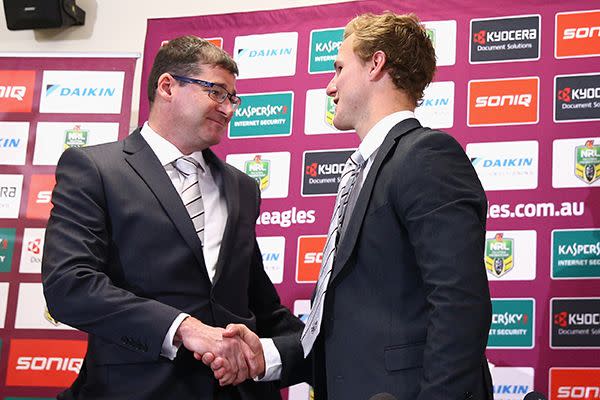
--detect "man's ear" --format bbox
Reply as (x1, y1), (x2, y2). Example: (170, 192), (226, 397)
(156, 73), (176, 102)
(368, 50), (387, 80)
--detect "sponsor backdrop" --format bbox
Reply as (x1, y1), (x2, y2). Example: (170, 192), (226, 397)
(0, 55), (136, 398)
(138, 1), (600, 399)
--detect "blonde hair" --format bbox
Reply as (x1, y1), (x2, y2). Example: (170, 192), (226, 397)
(345, 12), (436, 105)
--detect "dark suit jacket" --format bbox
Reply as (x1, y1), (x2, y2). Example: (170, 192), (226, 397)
(276, 118), (493, 400)
(42, 129), (304, 400)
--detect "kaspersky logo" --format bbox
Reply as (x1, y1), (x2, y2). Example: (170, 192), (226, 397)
(229, 92), (293, 138)
(235, 104), (288, 118)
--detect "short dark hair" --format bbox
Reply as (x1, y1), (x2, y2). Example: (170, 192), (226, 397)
(147, 35), (238, 105)
(345, 12), (436, 106)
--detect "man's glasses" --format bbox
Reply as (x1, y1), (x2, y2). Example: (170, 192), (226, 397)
(171, 74), (242, 110)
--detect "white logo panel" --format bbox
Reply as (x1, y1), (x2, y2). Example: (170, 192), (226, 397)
(226, 152), (290, 199)
(19, 228), (46, 274)
(33, 122), (119, 165)
(14, 282), (76, 330)
(288, 299), (313, 400)
(466, 140), (538, 191)
(415, 81), (455, 129)
(40, 70), (124, 114)
(304, 89), (353, 135)
(256, 236), (285, 284)
(0, 282), (8, 328)
(552, 137), (600, 188)
(423, 20), (457, 66)
(485, 230), (536, 281)
(0, 174), (23, 219)
(234, 32), (298, 79)
(0, 121), (29, 165)
(490, 366), (534, 400)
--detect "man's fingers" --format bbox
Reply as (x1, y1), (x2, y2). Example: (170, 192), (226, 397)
(222, 323), (246, 338)
(201, 352), (215, 365)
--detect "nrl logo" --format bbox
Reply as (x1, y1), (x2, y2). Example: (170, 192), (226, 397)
(485, 233), (514, 277)
(64, 125), (89, 150)
(44, 306), (61, 326)
(575, 140), (600, 184)
(245, 155), (270, 191)
(324, 94), (336, 128)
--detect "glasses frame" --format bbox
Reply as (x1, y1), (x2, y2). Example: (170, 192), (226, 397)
(171, 74), (241, 110)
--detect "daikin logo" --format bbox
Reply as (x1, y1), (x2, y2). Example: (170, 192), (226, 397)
(470, 157), (533, 168)
(0, 137), (20, 148)
(45, 84), (116, 97)
(237, 47), (293, 58)
(420, 97), (451, 107)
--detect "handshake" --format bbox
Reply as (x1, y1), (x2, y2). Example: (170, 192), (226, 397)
(175, 316), (266, 386)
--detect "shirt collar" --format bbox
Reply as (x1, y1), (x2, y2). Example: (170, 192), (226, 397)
(140, 121), (208, 171)
(358, 111), (415, 161)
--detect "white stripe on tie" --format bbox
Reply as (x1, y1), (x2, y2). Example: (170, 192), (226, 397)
(300, 149), (366, 356)
(173, 156), (205, 246)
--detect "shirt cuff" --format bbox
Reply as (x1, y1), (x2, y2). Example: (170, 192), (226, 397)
(161, 312), (190, 360)
(254, 338), (282, 381)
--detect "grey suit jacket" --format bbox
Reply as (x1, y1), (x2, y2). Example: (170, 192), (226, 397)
(42, 129), (304, 400)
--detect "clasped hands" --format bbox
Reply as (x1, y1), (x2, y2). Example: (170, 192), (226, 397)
(176, 316), (265, 386)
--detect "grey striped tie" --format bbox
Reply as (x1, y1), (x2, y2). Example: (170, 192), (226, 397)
(300, 149), (366, 356)
(173, 157), (205, 246)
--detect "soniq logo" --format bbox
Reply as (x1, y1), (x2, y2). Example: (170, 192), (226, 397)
(0, 86), (26, 101)
(302, 149), (355, 196)
(550, 368), (600, 400)
(555, 73), (600, 122)
(555, 10), (600, 58)
(470, 15), (540, 63)
(468, 77), (539, 126)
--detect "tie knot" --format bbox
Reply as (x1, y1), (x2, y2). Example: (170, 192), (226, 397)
(173, 156), (201, 177)
(349, 149), (365, 168)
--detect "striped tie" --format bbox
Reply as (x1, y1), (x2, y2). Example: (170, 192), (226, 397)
(173, 157), (205, 246)
(301, 149), (366, 356)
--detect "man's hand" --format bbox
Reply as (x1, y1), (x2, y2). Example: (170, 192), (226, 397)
(200, 323), (266, 386)
(175, 317), (249, 384)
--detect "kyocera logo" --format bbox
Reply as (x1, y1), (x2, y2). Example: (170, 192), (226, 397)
(0, 85), (26, 101)
(475, 94), (532, 108)
(557, 386), (600, 398)
(16, 356), (83, 373)
(45, 84), (116, 97)
(0, 186), (17, 198)
(563, 26), (600, 40)
(305, 162), (345, 177)
(554, 311), (600, 327)
(557, 86), (600, 102)
(473, 29), (537, 44)
(27, 238), (41, 255)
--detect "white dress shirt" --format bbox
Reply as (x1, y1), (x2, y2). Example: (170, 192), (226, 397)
(140, 122), (228, 359)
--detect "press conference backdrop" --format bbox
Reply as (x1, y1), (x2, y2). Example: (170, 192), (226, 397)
(0, 55), (136, 398)
(139, 1), (600, 399)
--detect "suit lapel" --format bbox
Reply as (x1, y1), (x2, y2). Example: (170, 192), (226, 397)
(330, 118), (422, 284)
(122, 130), (208, 279)
(204, 149), (240, 285)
